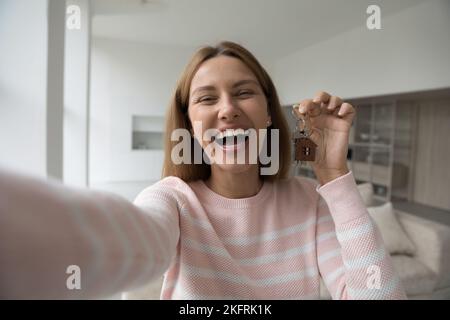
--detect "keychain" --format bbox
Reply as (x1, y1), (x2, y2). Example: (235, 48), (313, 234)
(292, 104), (317, 167)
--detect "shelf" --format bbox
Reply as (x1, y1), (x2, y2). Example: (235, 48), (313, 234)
(131, 115), (165, 150)
(350, 161), (390, 185)
(132, 131), (163, 150)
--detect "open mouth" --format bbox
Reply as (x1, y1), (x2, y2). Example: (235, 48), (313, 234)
(213, 129), (250, 147)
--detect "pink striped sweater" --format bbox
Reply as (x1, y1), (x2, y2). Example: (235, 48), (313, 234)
(0, 169), (406, 299)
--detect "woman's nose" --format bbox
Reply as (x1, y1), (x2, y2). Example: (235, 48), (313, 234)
(217, 95), (241, 121)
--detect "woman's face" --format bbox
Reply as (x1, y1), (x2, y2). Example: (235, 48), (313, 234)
(187, 56), (271, 173)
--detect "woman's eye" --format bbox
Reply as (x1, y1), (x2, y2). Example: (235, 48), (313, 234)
(197, 96), (216, 104)
(237, 90), (253, 97)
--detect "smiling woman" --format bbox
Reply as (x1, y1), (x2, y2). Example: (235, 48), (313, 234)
(162, 41), (292, 187)
(0, 41), (407, 300)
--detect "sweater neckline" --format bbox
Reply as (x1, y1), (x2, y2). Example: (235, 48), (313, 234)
(194, 178), (272, 209)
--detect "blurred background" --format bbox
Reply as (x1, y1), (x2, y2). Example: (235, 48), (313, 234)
(1, 0), (450, 299)
(2, 0), (450, 215)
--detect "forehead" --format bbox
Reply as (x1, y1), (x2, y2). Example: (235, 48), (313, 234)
(190, 56), (258, 93)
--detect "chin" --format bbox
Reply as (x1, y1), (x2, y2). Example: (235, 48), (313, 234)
(214, 163), (254, 174)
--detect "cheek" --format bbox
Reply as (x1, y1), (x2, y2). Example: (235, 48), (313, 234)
(243, 98), (269, 127)
(188, 108), (212, 142)
(189, 105), (207, 123)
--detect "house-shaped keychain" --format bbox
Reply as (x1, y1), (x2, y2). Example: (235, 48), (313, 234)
(291, 105), (317, 163)
(294, 136), (317, 162)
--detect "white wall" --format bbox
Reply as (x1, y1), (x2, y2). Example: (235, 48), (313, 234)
(46, 0), (66, 181)
(64, 0), (91, 187)
(273, 0), (450, 104)
(413, 98), (450, 211)
(0, 0), (66, 179)
(0, 0), (48, 177)
(89, 38), (196, 199)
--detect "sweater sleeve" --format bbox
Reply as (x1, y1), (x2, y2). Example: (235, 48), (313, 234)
(314, 171), (407, 300)
(0, 169), (180, 299)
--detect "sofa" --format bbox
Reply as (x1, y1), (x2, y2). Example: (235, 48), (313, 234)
(318, 209), (450, 299)
(319, 183), (450, 300)
(391, 210), (450, 299)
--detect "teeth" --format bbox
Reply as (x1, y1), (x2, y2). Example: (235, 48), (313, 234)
(215, 131), (224, 140)
(214, 128), (250, 141)
(224, 129), (235, 138)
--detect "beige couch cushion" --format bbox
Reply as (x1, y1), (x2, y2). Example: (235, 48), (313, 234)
(368, 202), (416, 256)
(391, 255), (437, 296)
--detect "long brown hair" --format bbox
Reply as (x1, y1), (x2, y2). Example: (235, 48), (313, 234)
(162, 41), (291, 182)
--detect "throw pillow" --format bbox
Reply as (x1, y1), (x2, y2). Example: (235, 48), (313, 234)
(367, 202), (416, 256)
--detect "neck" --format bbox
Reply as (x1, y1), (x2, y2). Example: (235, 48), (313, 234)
(205, 165), (263, 199)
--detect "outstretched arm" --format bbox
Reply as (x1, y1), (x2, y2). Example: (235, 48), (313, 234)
(0, 169), (179, 299)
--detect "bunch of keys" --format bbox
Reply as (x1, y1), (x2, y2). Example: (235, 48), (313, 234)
(292, 104), (317, 167)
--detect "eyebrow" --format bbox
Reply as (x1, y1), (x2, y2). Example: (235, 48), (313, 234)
(191, 79), (260, 97)
(232, 79), (260, 88)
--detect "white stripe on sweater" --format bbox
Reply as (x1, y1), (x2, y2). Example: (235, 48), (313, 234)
(336, 221), (374, 242)
(64, 194), (104, 298)
(343, 247), (386, 270)
(182, 264), (318, 287)
(182, 234), (333, 266)
(95, 199), (134, 293)
(318, 248), (342, 264)
(182, 237), (316, 265)
(322, 265), (345, 286)
(180, 209), (333, 246)
(316, 231), (336, 243)
(221, 217), (317, 245)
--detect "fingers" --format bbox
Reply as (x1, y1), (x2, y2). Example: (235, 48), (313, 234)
(313, 91), (331, 105)
(311, 91), (347, 116)
(327, 96), (343, 112)
(337, 102), (355, 118)
(312, 91), (343, 114)
(294, 92), (355, 119)
(294, 99), (321, 117)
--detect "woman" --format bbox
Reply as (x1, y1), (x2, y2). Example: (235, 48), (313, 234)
(0, 41), (406, 299)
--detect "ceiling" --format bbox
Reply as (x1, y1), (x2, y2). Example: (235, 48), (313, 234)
(91, 0), (425, 62)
